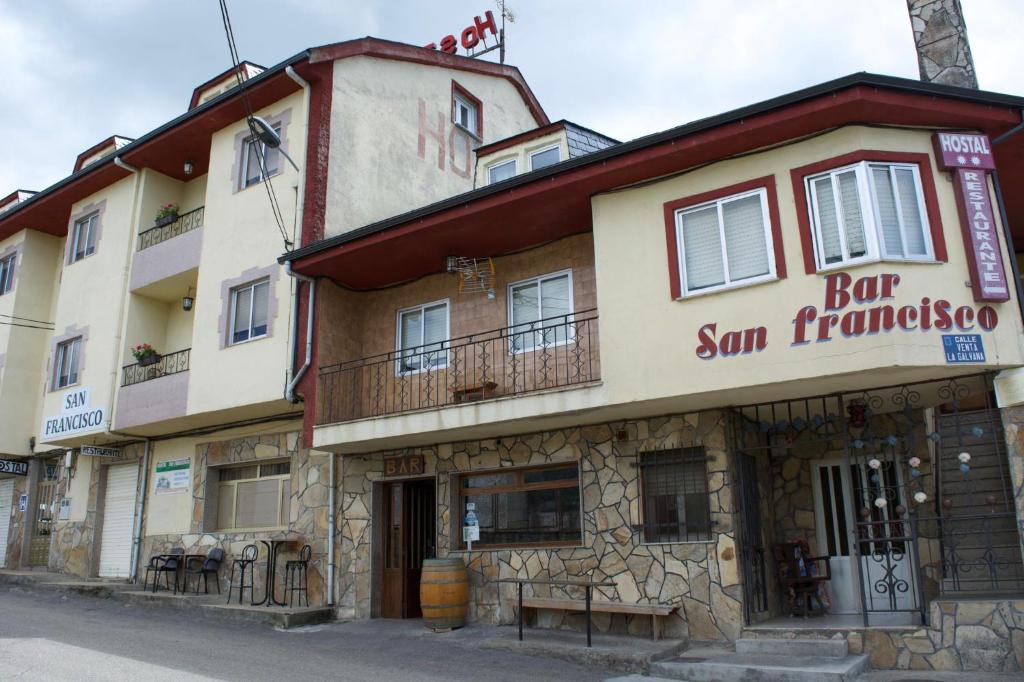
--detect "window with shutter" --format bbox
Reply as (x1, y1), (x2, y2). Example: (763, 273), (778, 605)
(395, 301), (449, 374)
(508, 270), (573, 352)
(805, 161), (932, 269)
(214, 461), (290, 530)
(674, 188), (776, 296)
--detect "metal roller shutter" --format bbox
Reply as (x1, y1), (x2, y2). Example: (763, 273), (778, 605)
(98, 464), (138, 578)
(0, 479), (13, 568)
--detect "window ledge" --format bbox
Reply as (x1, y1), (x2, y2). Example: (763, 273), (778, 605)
(640, 539), (716, 547)
(675, 275), (781, 301)
(227, 334), (269, 348)
(814, 257), (943, 275)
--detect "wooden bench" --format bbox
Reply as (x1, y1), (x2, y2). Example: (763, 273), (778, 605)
(521, 597), (679, 641)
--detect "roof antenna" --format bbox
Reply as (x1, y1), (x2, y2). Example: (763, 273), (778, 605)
(497, 0), (515, 64)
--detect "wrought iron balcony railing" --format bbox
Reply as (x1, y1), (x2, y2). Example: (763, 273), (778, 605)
(121, 348), (190, 387)
(137, 206), (204, 251)
(317, 310), (599, 426)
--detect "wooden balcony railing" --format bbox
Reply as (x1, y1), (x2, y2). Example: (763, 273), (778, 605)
(317, 310), (599, 425)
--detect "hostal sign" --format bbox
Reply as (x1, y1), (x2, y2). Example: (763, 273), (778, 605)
(41, 386), (105, 439)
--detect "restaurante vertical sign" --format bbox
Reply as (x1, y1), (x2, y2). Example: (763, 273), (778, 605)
(933, 132), (1010, 302)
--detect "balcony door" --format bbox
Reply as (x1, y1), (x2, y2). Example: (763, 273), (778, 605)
(379, 478), (435, 619)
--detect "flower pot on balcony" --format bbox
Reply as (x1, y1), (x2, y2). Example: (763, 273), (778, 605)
(154, 213), (178, 228)
(138, 353), (162, 367)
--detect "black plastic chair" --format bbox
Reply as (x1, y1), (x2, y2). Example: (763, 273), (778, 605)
(144, 548), (184, 594)
(227, 544), (259, 605)
(285, 545), (313, 607)
(185, 548), (224, 595)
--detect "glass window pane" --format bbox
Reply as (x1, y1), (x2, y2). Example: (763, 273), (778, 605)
(540, 275), (570, 345)
(422, 304), (448, 368)
(86, 215), (98, 254)
(279, 478), (290, 526)
(872, 167), (903, 257)
(464, 472), (517, 489)
(263, 144), (280, 176)
(235, 479), (280, 528)
(251, 281), (269, 336)
(530, 147), (560, 170)
(722, 194), (769, 281)
(837, 170), (867, 258)
(522, 466), (577, 484)
(219, 465), (258, 482)
(217, 484), (235, 529)
(232, 287), (252, 343)
(895, 168), (927, 256)
(67, 339), (80, 385)
(260, 461), (290, 477)
(681, 205), (725, 291)
(812, 177), (842, 264)
(488, 160), (516, 184)
(510, 282), (539, 352)
(245, 140), (262, 186)
(399, 310), (422, 350)
(466, 487), (581, 546)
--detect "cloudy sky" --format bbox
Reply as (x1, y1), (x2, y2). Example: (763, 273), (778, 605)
(2, 1), (1022, 194)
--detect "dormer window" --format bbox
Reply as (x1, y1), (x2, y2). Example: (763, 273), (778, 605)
(451, 82), (482, 138)
(529, 145), (560, 171)
(487, 159), (517, 185)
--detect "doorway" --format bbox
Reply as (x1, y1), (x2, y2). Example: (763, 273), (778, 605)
(0, 478), (14, 568)
(28, 459), (60, 567)
(98, 463), (139, 578)
(379, 478), (436, 618)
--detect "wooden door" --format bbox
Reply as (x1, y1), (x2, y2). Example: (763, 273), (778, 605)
(380, 479), (436, 618)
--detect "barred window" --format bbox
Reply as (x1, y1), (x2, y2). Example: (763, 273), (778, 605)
(638, 447), (712, 543)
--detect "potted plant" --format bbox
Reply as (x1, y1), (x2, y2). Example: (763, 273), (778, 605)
(132, 343), (161, 367)
(154, 203), (179, 228)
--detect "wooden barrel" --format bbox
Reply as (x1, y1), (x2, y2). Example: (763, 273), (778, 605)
(420, 557), (469, 629)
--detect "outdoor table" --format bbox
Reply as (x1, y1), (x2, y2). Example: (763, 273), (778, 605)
(253, 536), (301, 607)
(494, 578), (616, 647)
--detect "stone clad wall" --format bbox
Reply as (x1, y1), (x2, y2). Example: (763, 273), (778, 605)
(2, 475), (28, 568)
(337, 411), (745, 641)
(141, 431), (330, 602)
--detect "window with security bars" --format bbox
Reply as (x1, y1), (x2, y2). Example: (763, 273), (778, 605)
(637, 447), (712, 543)
(215, 460), (290, 530)
(674, 188), (775, 296)
(806, 161), (932, 269)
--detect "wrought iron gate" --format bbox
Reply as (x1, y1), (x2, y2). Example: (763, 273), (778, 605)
(28, 459), (60, 567)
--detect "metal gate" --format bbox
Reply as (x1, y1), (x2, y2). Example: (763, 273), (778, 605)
(28, 459), (60, 567)
(735, 452), (768, 620)
(730, 374), (1024, 627)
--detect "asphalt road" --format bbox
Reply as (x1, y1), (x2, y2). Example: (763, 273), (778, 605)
(0, 586), (612, 681)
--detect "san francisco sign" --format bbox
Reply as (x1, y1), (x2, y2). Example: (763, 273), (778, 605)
(41, 386), (105, 439)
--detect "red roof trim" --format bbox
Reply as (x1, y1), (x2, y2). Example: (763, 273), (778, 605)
(309, 38), (548, 127)
(789, 150), (947, 275)
(475, 121), (567, 156)
(662, 175), (785, 299)
(73, 135), (133, 172)
(188, 61), (267, 110)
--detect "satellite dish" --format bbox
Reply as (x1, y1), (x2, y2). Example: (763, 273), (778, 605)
(250, 116), (282, 149)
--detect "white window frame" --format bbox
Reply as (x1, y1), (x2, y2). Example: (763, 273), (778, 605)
(674, 187), (777, 298)
(70, 213), (98, 263)
(0, 253), (15, 295)
(805, 161), (934, 272)
(215, 460), (290, 531)
(228, 279), (270, 346)
(507, 269), (575, 354)
(487, 158), (517, 185)
(528, 144), (561, 171)
(53, 337), (82, 390)
(394, 299), (450, 376)
(452, 93), (479, 137)
(240, 125), (282, 189)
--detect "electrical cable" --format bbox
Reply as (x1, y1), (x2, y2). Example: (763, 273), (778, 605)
(0, 319), (53, 330)
(0, 312), (54, 325)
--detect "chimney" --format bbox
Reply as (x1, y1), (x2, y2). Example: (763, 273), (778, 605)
(907, 0), (978, 89)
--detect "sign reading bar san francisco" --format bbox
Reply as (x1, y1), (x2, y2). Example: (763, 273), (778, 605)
(696, 272), (998, 359)
(41, 386), (105, 439)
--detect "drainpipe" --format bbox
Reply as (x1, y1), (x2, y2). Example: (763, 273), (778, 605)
(127, 438), (151, 583)
(327, 451), (335, 606)
(991, 111), (1024, 327)
(106, 156), (142, 435)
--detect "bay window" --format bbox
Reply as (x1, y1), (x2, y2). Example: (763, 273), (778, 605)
(674, 187), (776, 296)
(806, 161), (932, 269)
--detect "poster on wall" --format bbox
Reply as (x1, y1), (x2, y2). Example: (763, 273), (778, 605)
(154, 459), (191, 494)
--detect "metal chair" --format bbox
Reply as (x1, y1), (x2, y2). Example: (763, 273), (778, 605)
(185, 548), (224, 595)
(285, 545), (312, 607)
(144, 548), (185, 594)
(227, 544), (259, 605)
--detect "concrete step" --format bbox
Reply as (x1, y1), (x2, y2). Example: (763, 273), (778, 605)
(651, 650), (869, 682)
(735, 637), (848, 658)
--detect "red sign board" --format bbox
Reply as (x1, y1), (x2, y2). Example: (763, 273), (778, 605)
(933, 132), (996, 171)
(425, 11), (498, 54)
(952, 167), (1011, 301)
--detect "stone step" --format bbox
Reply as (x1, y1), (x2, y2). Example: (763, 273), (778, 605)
(734, 637), (848, 658)
(651, 651), (869, 682)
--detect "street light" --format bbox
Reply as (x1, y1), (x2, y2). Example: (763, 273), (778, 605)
(250, 116), (299, 171)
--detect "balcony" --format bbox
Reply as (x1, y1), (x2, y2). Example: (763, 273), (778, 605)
(317, 311), (600, 426)
(114, 349), (190, 431)
(137, 207), (204, 251)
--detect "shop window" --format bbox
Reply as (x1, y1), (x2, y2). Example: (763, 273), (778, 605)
(455, 462), (581, 549)
(638, 447), (712, 543)
(396, 300), (449, 374)
(229, 278), (270, 344)
(805, 161), (932, 269)
(216, 460), (290, 530)
(53, 337), (82, 389)
(674, 187), (776, 296)
(529, 145), (560, 171)
(70, 212), (99, 263)
(0, 252), (15, 294)
(508, 270), (573, 352)
(241, 125), (281, 188)
(487, 159), (516, 184)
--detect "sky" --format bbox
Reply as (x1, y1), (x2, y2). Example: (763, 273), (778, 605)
(2, 0), (1022, 194)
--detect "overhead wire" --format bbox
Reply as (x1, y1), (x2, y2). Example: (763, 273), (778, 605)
(217, 0), (293, 249)
(0, 312), (54, 325)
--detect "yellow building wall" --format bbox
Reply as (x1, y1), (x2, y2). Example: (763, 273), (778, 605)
(474, 130), (569, 187)
(591, 125), (1024, 409)
(324, 56), (541, 238)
